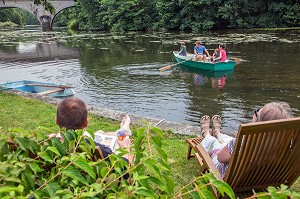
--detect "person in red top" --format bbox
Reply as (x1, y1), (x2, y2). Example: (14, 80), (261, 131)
(215, 44), (227, 62)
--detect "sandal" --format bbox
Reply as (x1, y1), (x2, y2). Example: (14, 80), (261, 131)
(200, 115), (210, 137)
(212, 115), (221, 136)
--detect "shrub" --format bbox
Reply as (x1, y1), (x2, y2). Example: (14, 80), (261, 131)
(0, 124), (235, 198)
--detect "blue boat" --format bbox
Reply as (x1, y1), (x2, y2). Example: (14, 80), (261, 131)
(0, 80), (75, 98)
(173, 51), (236, 71)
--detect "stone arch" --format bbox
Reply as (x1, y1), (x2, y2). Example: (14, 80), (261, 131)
(0, 0), (75, 31)
(51, 3), (76, 28)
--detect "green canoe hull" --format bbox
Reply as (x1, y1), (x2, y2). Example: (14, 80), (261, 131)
(173, 52), (236, 71)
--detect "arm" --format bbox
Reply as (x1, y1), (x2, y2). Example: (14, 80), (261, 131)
(216, 144), (231, 163)
(205, 49), (210, 57)
(215, 51), (222, 61)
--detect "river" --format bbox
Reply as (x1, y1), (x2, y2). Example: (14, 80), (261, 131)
(0, 27), (299, 133)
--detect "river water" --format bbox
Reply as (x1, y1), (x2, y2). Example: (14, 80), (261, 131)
(0, 28), (299, 133)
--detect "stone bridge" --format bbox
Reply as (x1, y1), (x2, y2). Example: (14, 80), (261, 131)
(0, 0), (75, 31)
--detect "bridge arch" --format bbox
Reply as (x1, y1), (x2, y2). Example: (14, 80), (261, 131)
(0, 0), (75, 31)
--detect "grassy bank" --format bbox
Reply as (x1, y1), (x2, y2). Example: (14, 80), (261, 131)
(0, 91), (299, 192)
(0, 92), (198, 190)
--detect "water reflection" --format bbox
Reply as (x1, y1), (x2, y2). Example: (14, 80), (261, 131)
(0, 32), (79, 62)
(185, 66), (233, 92)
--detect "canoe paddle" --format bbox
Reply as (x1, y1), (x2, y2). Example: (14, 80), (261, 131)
(229, 57), (243, 64)
(159, 58), (194, 72)
(24, 84), (74, 89)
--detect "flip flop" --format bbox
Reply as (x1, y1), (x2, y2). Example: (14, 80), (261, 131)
(212, 115), (221, 136)
(200, 115), (210, 137)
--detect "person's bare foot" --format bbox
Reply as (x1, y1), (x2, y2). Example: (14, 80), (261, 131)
(120, 114), (132, 136)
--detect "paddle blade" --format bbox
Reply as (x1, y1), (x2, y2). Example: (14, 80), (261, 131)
(159, 65), (172, 71)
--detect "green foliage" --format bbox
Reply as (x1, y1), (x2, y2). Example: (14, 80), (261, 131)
(0, 21), (18, 29)
(0, 125), (236, 198)
(0, 8), (24, 26)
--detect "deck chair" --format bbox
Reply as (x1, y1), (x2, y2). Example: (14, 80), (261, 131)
(193, 117), (300, 197)
(186, 137), (203, 159)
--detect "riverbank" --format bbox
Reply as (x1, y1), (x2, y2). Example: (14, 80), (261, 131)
(0, 91), (299, 192)
(0, 91), (199, 189)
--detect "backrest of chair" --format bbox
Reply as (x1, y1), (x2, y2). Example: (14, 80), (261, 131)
(224, 117), (300, 193)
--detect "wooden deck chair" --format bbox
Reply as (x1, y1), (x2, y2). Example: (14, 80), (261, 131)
(193, 117), (300, 197)
(91, 146), (105, 161)
(186, 137), (203, 159)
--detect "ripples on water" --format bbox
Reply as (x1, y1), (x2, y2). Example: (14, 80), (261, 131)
(0, 29), (299, 133)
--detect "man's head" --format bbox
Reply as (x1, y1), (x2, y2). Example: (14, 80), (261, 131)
(195, 41), (201, 47)
(56, 97), (88, 130)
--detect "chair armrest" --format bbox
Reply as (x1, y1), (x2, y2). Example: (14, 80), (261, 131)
(194, 144), (223, 181)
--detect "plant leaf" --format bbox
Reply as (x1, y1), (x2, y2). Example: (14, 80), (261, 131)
(152, 136), (162, 148)
(46, 181), (60, 197)
(212, 180), (235, 199)
(61, 165), (89, 185)
(37, 152), (53, 163)
(0, 185), (24, 193)
(51, 137), (66, 156)
(29, 162), (42, 174)
(136, 187), (158, 198)
(74, 156), (96, 179)
(21, 170), (35, 190)
(15, 137), (30, 151)
(47, 146), (62, 157)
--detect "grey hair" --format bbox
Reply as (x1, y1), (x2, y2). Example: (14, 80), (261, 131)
(257, 102), (294, 122)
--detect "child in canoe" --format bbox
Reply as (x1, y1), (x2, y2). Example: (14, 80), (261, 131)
(179, 41), (187, 56)
(211, 48), (220, 62)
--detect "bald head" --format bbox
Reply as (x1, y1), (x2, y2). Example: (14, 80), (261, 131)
(56, 97), (88, 130)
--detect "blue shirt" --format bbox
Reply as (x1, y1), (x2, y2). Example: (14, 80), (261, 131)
(194, 45), (206, 55)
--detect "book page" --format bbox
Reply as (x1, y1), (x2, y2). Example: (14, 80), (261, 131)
(94, 130), (119, 151)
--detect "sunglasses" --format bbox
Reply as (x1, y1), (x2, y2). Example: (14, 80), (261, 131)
(254, 108), (261, 118)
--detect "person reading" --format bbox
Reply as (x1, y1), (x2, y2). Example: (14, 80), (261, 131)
(49, 97), (133, 163)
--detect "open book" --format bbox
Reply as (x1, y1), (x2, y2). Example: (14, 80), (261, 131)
(85, 130), (119, 152)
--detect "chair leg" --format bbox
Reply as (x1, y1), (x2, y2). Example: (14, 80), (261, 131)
(187, 145), (192, 159)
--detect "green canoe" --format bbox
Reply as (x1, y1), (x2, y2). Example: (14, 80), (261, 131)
(173, 51), (236, 71)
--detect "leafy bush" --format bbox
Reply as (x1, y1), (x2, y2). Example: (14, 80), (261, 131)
(0, 22), (18, 29)
(0, 124), (235, 198)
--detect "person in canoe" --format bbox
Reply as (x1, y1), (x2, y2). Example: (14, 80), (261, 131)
(194, 41), (210, 61)
(211, 48), (220, 62)
(214, 44), (227, 62)
(179, 41), (187, 56)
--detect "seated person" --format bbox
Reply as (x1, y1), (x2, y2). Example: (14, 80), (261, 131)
(194, 41), (210, 61)
(49, 97), (133, 163)
(179, 41), (187, 56)
(199, 102), (293, 178)
(211, 48), (220, 62)
(214, 44), (227, 62)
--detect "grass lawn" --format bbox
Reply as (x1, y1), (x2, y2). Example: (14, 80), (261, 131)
(0, 91), (299, 192)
